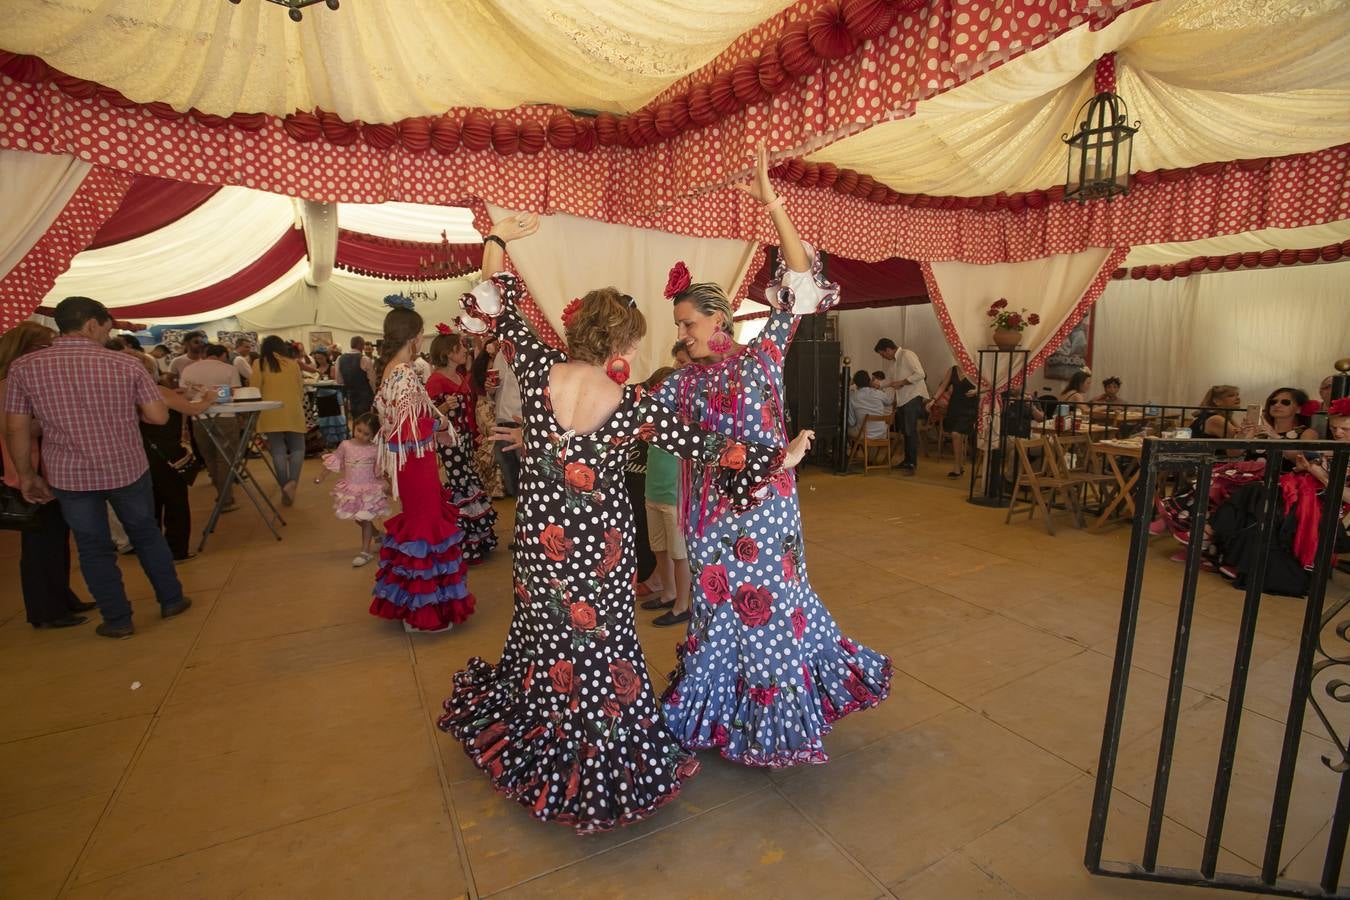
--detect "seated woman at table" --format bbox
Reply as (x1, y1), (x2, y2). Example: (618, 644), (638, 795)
(1210, 398), (1350, 596)
(1191, 384), (1244, 439)
(1059, 370), (1092, 407)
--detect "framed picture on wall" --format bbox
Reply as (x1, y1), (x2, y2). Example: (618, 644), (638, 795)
(1044, 309), (1094, 381)
(308, 331), (334, 351)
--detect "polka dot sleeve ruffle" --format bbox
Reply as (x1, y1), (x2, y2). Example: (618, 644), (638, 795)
(460, 271), (562, 384)
(636, 396), (786, 517)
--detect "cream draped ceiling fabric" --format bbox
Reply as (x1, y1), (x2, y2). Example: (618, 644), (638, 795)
(42, 187), (296, 308)
(810, 0), (1350, 196)
(1092, 263), (1350, 409)
(0, 149), (91, 280)
(486, 204), (758, 380)
(1, 0), (793, 119)
(1123, 220), (1350, 266)
(337, 203), (480, 244)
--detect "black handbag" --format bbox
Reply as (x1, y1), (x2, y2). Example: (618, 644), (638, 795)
(150, 441), (205, 487)
(0, 482), (41, 531)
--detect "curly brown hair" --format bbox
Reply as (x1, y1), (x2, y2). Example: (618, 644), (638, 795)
(564, 288), (646, 364)
(428, 332), (463, 368)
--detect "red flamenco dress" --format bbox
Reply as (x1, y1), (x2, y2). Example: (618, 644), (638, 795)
(370, 362), (475, 631)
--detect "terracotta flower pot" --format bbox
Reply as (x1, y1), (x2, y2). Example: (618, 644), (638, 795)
(992, 328), (1022, 350)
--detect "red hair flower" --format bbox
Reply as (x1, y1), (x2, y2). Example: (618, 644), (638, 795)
(1329, 397), (1350, 417)
(560, 297), (582, 329)
(435, 322), (452, 335)
(664, 261), (692, 300)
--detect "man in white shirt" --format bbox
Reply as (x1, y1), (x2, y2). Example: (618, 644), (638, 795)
(232, 338), (254, 384)
(492, 351), (523, 496)
(848, 371), (892, 441)
(180, 344), (242, 511)
(874, 337), (929, 474)
(169, 330), (207, 378)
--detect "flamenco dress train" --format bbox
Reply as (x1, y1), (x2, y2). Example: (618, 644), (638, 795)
(370, 363), (476, 631)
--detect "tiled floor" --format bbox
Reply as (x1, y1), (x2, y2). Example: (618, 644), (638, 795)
(1, 458), (1343, 899)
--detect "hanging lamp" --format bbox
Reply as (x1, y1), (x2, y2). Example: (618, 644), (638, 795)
(1063, 53), (1140, 203)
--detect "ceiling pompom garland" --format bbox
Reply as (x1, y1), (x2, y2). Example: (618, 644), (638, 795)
(1113, 239), (1350, 282)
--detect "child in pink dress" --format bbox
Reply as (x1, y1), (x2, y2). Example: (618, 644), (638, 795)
(315, 413), (391, 567)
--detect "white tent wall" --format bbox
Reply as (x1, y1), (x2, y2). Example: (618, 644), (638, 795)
(835, 304), (953, 395)
(1092, 263), (1350, 409)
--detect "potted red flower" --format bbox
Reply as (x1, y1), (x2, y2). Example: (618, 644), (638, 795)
(986, 298), (1040, 349)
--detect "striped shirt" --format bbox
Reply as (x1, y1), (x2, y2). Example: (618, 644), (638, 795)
(4, 335), (160, 490)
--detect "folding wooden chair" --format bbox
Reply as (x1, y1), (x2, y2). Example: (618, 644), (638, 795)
(1005, 436), (1084, 535)
(1048, 433), (1116, 508)
(848, 414), (894, 473)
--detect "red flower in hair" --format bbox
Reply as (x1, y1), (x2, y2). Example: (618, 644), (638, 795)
(435, 322), (452, 335)
(560, 297), (583, 329)
(1329, 397), (1350, 417)
(664, 261), (692, 300)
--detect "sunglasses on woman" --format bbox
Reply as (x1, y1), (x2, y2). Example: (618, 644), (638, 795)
(1270, 397), (1295, 406)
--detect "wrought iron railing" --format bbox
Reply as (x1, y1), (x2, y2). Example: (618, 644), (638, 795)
(1087, 437), (1350, 898)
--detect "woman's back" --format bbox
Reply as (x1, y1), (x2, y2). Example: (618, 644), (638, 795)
(546, 361), (625, 436)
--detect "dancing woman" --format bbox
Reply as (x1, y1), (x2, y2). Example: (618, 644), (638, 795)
(425, 329), (498, 563)
(369, 301), (476, 633)
(439, 214), (811, 833)
(657, 142), (892, 767)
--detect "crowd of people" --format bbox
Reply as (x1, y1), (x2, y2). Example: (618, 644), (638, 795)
(3, 145), (1343, 843)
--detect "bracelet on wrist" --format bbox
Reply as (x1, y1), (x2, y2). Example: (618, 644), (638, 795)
(483, 235), (507, 251)
(762, 196), (785, 213)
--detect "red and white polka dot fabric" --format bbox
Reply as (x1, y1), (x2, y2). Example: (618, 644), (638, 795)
(0, 164), (132, 329)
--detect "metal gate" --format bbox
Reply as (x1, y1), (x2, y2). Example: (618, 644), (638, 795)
(1086, 437), (1350, 897)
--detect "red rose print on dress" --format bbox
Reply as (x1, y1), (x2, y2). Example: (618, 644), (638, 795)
(719, 441), (747, 472)
(733, 535), (759, 563)
(570, 601), (598, 630)
(711, 723), (729, 746)
(514, 580), (531, 604)
(760, 402), (777, 432)
(522, 662), (535, 692)
(801, 663), (813, 692)
(732, 584), (774, 627)
(772, 470), (794, 497)
(636, 420), (658, 441)
(549, 660), (573, 694)
(760, 338), (783, 365)
(748, 684), (779, 706)
(790, 606), (806, 640)
(782, 553), (796, 582)
(675, 756), (701, 779)
(845, 672), (874, 704)
(840, 637), (859, 655)
(712, 393), (737, 416)
(609, 660), (640, 705)
(564, 462), (595, 492)
(698, 564), (732, 606)
(540, 524), (572, 561)
(602, 697), (622, 718)
(596, 527), (622, 576)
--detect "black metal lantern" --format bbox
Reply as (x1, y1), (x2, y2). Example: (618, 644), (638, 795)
(1062, 91), (1139, 203)
(226, 0), (340, 22)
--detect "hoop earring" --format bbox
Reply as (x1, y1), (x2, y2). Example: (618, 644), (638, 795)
(707, 330), (733, 354)
(605, 356), (631, 385)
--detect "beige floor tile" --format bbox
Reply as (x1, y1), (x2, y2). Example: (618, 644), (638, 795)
(1215, 641), (1348, 741)
(974, 651), (1207, 772)
(494, 790), (882, 900)
(1280, 821), (1349, 892)
(0, 716), (149, 818)
(891, 851), (1023, 899)
(73, 658), (437, 883)
(1000, 579), (1175, 650)
(962, 776), (1252, 898)
(894, 614), (1083, 704)
(66, 788), (468, 900)
(778, 707), (1080, 886)
(0, 794), (108, 899)
(1110, 696), (1339, 870)
(452, 755), (772, 896)
(832, 587), (997, 659)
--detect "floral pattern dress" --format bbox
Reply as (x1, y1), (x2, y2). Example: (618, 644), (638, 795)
(370, 363), (476, 631)
(655, 249), (893, 767)
(438, 273), (786, 833)
(426, 369), (498, 563)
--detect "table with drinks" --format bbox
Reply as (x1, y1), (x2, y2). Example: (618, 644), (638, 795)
(193, 382), (286, 551)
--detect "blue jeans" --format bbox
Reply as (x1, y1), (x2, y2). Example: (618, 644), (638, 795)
(53, 469), (184, 627)
(266, 431), (305, 486)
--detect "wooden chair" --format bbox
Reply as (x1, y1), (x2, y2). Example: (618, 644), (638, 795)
(848, 414), (894, 473)
(1048, 433), (1116, 508)
(1005, 436), (1084, 535)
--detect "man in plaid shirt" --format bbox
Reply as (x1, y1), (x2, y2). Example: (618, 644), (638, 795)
(4, 297), (195, 638)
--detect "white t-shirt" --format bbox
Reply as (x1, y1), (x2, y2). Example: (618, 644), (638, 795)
(180, 358), (243, 417)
